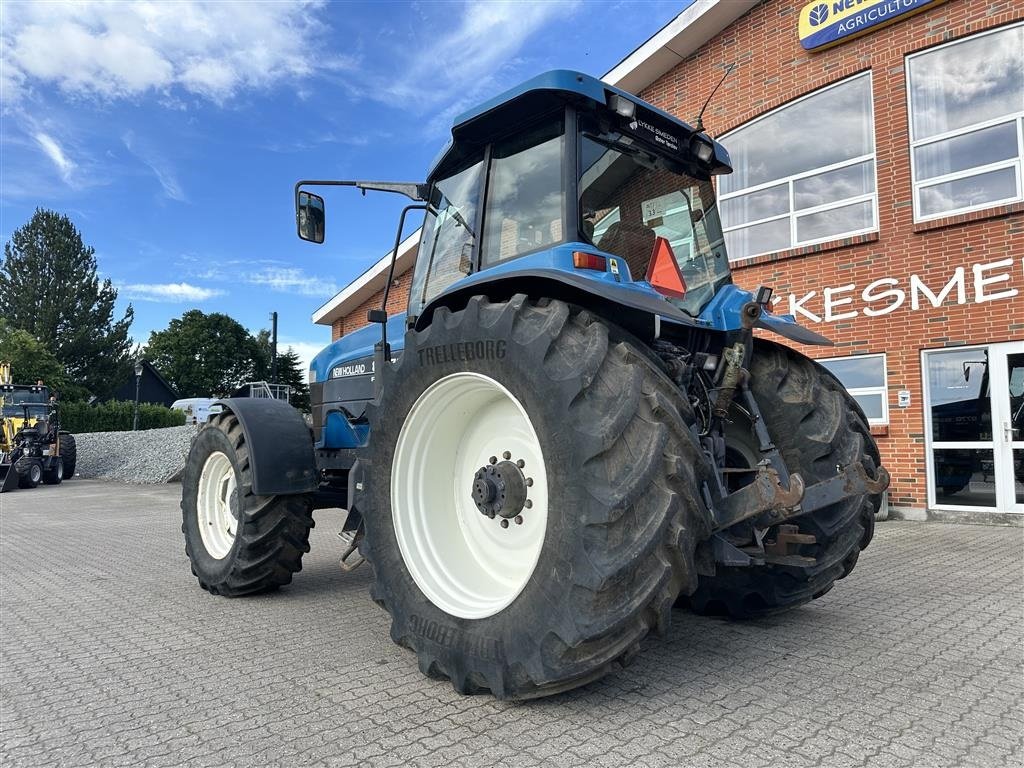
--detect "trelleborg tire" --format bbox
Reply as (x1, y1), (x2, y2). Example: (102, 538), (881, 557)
(688, 340), (882, 619)
(181, 411), (314, 596)
(356, 295), (713, 699)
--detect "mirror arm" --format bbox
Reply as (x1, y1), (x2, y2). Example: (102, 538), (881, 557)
(294, 180), (428, 209)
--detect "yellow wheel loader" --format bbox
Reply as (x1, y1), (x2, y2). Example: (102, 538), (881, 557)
(0, 363), (76, 493)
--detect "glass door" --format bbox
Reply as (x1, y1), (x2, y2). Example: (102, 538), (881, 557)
(995, 345), (1024, 512)
(923, 342), (1024, 513)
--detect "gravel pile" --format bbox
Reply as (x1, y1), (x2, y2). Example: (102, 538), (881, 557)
(73, 425), (200, 484)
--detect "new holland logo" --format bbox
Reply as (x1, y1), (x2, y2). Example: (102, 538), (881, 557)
(798, 0), (945, 51)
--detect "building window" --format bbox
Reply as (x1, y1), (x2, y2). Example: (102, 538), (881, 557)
(719, 73), (877, 261)
(818, 353), (888, 425)
(907, 23), (1024, 222)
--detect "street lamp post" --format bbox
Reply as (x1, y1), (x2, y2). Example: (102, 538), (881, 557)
(133, 360), (144, 431)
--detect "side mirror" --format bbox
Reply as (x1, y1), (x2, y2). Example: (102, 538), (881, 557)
(296, 190), (326, 243)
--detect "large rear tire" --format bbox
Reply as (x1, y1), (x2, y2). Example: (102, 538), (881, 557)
(688, 340), (881, 619)
(58, 432), (76, 478)
(181, 412), (315, 596)
(357, 295), (712, 699)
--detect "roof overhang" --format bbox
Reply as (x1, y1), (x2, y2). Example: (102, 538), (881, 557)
(603, 0), (760, 93)
(311, 230), (420, 326)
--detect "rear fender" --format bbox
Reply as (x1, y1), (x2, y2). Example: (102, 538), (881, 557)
(416, 268), (700, 340)
(212, 398), (318, 496)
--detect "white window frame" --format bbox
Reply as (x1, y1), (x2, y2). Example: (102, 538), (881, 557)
(818, 353), (889, 426)
(719, 72), (879, 262)
(906, 23), (1024, 223)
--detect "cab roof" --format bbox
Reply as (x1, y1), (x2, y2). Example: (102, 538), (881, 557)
(427, 69), (731, 180)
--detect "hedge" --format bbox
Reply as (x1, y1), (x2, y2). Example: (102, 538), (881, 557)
(59, 400), (187, 433)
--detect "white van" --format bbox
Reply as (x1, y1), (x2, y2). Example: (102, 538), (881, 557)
(171, 398), (217, 424)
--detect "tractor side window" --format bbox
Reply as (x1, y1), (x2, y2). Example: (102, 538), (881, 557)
(411, 156), (485, 315)
(481, 118), (565, 265)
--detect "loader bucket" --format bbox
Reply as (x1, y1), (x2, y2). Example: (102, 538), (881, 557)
(0, 462), (17, 493)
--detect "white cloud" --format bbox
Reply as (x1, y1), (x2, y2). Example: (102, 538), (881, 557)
(245, 267), (340, 298)
(120, 282), (224, 302)
(33, 132), (76, 182)
(350, 1), (578, 126)
(122, 130), (186, 201)
(2, 0), (352, 104)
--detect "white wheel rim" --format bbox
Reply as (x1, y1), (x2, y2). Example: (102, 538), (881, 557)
(196, 451), (238, 560)
(392, 372), (549, 620)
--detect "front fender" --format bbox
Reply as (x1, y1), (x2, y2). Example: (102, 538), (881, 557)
(213, 398), (317, 496)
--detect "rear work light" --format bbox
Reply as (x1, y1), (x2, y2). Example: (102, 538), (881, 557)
(572, 251), (607, 271)
(645, 237), (686, 299)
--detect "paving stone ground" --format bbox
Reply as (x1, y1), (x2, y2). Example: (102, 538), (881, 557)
(1, 480), (1022, 768)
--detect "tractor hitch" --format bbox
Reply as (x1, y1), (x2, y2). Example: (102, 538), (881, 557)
(711, 460), (890, 533)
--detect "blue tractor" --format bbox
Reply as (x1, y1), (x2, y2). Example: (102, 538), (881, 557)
(181, 71), (889, 699)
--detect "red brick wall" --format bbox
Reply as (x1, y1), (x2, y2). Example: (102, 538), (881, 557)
(640, 0), (1024, 512)
(331, 273), (411, 341)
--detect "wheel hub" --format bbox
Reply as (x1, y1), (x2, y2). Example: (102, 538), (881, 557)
(472, 458), (527, 519)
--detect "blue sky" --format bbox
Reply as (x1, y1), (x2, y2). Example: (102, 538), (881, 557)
(1, 0), (684, 371)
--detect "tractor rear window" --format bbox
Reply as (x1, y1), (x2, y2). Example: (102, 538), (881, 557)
(579, 131), (730, 315)
(481, 118), (565, 265)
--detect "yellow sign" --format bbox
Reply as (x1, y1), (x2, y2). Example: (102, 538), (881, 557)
(798, 0), (946, 51)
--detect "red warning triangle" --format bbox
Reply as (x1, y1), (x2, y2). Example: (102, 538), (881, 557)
(645, 236), (686, 299)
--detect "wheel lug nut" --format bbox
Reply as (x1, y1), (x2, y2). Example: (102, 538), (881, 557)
(516, 459), (525, 468)
(500, 519), (509, 529)
(526, 477), (533, 487)
(524, 499), (533, 509)
(514, 515), (523, 525)
(489, 456), (497, 465)
(502, 451), (511, 460)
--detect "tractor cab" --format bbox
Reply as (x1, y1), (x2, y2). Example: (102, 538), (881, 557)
(1, 384), (50, 424)
(408, 72), (734, 322)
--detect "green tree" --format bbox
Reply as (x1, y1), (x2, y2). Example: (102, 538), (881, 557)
(0, 319), (83, 399)
(144, 310), (262, 397)
(275, 348), (311, 412)
(252, 331), (311, 412)
(0, 209), (134, 398)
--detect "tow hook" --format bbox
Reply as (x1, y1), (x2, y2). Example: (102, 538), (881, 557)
(338, 528), (365, 572)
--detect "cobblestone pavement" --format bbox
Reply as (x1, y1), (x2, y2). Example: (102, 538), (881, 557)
(1, 480), (1022, 768)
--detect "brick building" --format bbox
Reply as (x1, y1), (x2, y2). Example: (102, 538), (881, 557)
(314, 0), (1023, 519)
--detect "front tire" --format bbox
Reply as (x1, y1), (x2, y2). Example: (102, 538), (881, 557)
(181, 411), (315, 596)
(689, 341), (882, 619)
(17, 459), (42, 489)
(357, 296), (712, 698)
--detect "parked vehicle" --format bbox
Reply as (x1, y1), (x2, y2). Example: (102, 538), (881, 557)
(170, 398), (217, 425)
(0, 363), (77, 492)
(180, 71), (889, 699)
